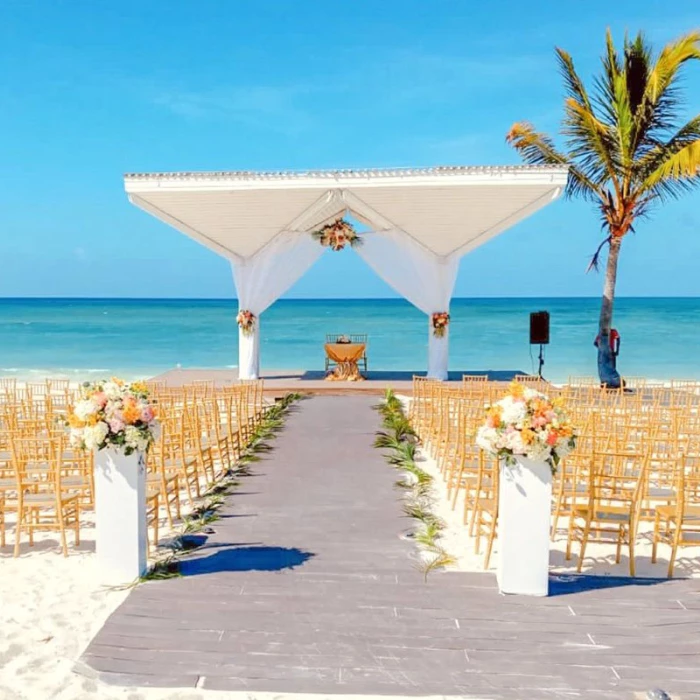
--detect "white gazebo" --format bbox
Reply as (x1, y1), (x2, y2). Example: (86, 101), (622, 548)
(125, 165), (567, 380)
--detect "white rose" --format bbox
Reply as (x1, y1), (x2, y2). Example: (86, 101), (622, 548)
(500, 397), (527, 426)
(103, 382), (122, 400)
(84, 421), (109, 450)
(476, 426), (497, 452)
(74, 399), (97, 421)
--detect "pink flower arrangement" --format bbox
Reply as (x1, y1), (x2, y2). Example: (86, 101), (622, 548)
(311, 219), (361, 252)
(236, 309), (256, 336)
(65, 379), (159, 455)
(431, 312), (450, 338)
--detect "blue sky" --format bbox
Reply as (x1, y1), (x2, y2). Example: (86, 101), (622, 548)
(0, 1), (698, 299)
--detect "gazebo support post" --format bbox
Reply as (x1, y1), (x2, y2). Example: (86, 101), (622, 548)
(427, 322), (449, 380)
(238, 323), (260, 380)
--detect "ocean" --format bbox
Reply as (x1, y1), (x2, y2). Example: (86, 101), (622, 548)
(0, 297), (698, 383)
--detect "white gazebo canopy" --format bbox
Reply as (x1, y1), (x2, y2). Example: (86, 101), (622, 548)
(125, 165), (568, 379)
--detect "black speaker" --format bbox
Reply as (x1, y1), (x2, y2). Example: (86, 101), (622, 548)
(530, 311), (550, 345)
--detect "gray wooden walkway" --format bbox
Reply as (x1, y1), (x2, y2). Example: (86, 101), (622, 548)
(80, 396), (700, 699)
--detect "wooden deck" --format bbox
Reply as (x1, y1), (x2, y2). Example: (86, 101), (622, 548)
(151, 367), (528, 396)
(78, 396), (700, 698)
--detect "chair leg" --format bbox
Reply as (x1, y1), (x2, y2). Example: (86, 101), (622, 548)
(484, 519), (496, 569)
(651, 512), (660, 563)
(668, 526), (681, 578)
(74, 504), (80, 546)
(577, 520), (592, 572)
(13, 503), (24, 558)
(57, 504), (68, 557)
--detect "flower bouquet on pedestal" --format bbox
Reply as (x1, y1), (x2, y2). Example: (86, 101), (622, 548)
(65, 379), (159, 581)
(476, 382), (576, 596)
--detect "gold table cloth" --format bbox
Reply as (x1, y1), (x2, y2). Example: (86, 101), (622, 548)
(324, 343), (366, 381)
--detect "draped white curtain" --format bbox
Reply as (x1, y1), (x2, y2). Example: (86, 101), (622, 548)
(230, 188), (461, 381)
(231, 231), (325, 379)
(354, 228), (459, 379)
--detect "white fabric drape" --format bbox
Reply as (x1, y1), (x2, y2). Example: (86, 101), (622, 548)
(355, 228), (459, 380)
(232, 231), (324, 379)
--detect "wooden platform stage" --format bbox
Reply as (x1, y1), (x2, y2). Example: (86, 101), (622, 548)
(151, 368), (527, 396)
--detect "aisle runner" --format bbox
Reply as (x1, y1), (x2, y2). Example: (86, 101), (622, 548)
(79, 396), (700, 698)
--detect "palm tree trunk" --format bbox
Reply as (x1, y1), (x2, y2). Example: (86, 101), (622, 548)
(597, 236), (622, 388)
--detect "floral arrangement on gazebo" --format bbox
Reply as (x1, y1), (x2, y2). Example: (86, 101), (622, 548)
(311, 218), (361, 251)
(237, 309), (256, 336)
(66, 379), (159, 455)
(476, 382), (576, 473)
(431, 312), (450, 338)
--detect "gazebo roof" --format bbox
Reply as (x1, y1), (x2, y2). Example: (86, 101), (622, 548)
(124, 165), (568, 261)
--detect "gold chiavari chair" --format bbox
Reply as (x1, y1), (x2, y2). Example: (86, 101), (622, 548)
(472, 454), (499, 569)
(462, 374), (488, 383)
(566, 450), (647, 576)
(146, 439), (181, 529)
(10, 433), (80, 557)
(651, 455), (700, 577)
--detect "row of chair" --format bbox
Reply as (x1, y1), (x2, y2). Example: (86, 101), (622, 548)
(411, 376), (700, 577)
(0, 379), (267, 556)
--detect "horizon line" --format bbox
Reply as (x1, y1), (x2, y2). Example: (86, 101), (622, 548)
(1, 295), (699, 301)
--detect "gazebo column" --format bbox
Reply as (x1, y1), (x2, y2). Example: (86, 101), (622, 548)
(231, 229), (327, 381)
(238, 322), (260, 380)
(427, 320), (449, 380)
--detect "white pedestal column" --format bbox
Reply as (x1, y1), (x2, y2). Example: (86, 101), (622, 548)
(427, 324), (448, 380)
(94, 448), (148, 582)
(238, 324), (260, 380)
(497, 457), (552, 596)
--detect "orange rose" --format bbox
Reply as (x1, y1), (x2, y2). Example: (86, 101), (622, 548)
(122, 399), (141, 424)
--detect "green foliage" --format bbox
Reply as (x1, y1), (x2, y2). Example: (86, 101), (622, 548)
(374, 391), (456, 582)
(507, 29), (700, 342)
(417, 550), (458, 583)
(140, 556), (182, 581)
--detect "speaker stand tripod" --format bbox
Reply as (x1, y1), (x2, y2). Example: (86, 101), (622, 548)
(537, 344), (545, 380)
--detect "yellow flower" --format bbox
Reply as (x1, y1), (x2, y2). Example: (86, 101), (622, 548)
(67, 413), (85, 429)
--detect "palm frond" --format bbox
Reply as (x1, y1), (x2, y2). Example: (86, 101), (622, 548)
(506, 122), (600, 200)
(586, 236), (612, 273)
(642, 138), (700, 192)
(646, 31), (700, 104)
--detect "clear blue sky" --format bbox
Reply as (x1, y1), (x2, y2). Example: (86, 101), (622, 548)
(0, 1), (698, 299)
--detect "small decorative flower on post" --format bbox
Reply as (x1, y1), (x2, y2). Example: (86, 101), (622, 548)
(311, 218), (362, 252)
(236, 309), (256, 336)
(431, 312), (450, 338)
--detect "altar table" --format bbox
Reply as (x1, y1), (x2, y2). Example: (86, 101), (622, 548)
(324, 343), (367, 381)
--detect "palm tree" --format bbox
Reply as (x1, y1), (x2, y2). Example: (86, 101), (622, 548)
(507, 30), (700, 388)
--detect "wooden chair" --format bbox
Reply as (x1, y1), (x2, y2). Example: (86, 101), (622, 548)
(146, 443), (181, 529)
(472, 455), (499, 569)
(652, 456), (700, 577)
(10, 434), (80, 557)
(566, 450), (646, 576)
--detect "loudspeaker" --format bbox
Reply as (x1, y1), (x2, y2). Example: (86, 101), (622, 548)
(530, 311), (550, 345)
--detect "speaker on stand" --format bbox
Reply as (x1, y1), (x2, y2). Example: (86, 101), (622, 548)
(529, 311), (550, 379)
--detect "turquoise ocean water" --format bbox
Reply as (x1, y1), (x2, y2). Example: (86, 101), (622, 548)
(0, 298), (698, 382)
